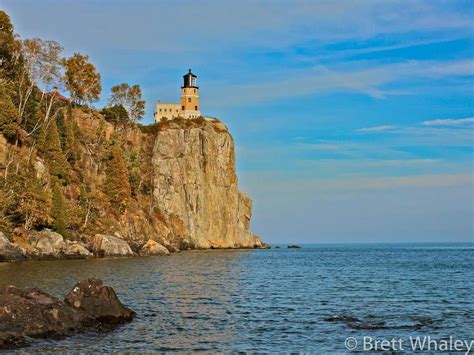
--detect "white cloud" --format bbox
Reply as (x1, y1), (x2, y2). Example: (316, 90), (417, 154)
(422, 117), (474, 126)
(7, 0), (472, 53)
(205, 59), (473, 106)
(355, 125), (398, 133)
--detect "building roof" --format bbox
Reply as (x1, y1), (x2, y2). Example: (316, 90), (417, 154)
(184, 68), (197, 78)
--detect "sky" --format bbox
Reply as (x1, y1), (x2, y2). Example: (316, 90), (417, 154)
(2, 0), (473, 243)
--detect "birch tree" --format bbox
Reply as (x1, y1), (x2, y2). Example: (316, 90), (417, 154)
(108, 83), (145, 123)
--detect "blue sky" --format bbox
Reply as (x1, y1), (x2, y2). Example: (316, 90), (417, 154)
(3, 0), (473, 243)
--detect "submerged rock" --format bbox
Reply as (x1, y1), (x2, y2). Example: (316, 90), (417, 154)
(287, 245), (302, 249)
(347, 321), (386, 330)
(139, 239), (170, 256)
(0, 279), (135, 349)
(324, 314), (433, 331)
(0, 232), (25, 262)
(90, 234), (134, 257)
(65, 278), (135, 324)
(324, 315), (360, 323)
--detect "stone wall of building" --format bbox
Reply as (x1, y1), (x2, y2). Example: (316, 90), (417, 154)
(155, 102), (181, 122)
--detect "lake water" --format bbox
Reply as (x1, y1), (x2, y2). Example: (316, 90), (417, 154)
(0, 243), (473, 352)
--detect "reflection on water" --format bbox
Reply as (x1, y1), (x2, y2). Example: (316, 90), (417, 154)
(0, 244), (472, 352)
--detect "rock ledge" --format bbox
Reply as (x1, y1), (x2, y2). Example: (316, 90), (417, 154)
(0, 278), (135, 349)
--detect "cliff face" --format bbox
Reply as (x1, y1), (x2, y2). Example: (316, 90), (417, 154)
(4, 112), (265, 252)
(151, 120), (263, 249)
(92, 117), (265, 250)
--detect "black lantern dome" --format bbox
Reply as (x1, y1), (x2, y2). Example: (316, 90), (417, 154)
(182, 69), (198, 88)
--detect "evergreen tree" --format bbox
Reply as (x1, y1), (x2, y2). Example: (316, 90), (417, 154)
(105, 146), (131, 211)
(56, 110), (75, 156)
(0, 11), (22, 82)
(4, 173), (51, 230)
(101, 104), (129, 124)
(0, 81), (19, 140)
(44, 118), (70, 180)
(50, 177), (68, 237)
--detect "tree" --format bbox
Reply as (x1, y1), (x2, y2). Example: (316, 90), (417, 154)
(0, 11), (22, 82)
(105, 146), (131, 211)
(50, 177), (68, 237)
(108, 83), (145, 123)
(17, 39), (63, 127)
(0, 11), (21, 139)
(4, 173), (51, 230)
(57, 110), (75, 159)
(63, 53), (101, 106)
(43, 117), (69, 180)
(0, 80), (19, 140)
(101, 104), (129, 124)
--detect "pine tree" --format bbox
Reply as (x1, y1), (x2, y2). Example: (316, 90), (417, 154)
(44, 118), (70, 180)
(5, 173), (51, 230)
(56, 110), (75, 159)
(50, 177), (68, 237)
(105, 146), (131, 212)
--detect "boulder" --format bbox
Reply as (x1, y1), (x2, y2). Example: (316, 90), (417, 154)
(15, 229), (67, 259)
(0, 279), (135, 349)
(64, 278), (135, 324)
(90, 234), (133, 257)
(0, 285), (91, 349)
(0, 232), (26, 262)
(64, 241), (93, 259)
(139, 239), (170, 256)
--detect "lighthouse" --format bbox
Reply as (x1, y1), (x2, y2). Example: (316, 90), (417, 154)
(154, 69), (202, 122)
(180, 69), (201, 119)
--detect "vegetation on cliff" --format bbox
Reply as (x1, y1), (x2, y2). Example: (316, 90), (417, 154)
(0, 10), (149, 238)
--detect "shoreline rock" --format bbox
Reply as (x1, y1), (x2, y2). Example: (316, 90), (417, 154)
(139, 239), (170, 256)
(0, 228), (269, 263)
(65, 278), (135, 325)
(0, 232), (25, 262)
(90, 234), (134, 257)
(0, 278), (135, 349)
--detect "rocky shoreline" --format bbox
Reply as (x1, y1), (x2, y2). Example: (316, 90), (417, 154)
(0, 229), (268, 263)
(0, 278), (135, 349)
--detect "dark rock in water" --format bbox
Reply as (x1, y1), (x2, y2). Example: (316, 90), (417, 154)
(324, 314), (434, 331)
(347, 321), (386, 330)
(0, 285), (91, 349)
(324, 315), (360, 323)
(0, 279), (135, 349)
(287, 245), (302, 249)
(275, 246), (280, 249)
(65, 278), (135, 325)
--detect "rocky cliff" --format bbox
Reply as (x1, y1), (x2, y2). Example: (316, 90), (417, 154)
(151, 119), (261, 249)
(0, 111), (266, 259)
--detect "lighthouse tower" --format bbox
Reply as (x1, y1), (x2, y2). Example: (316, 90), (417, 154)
(180, 69), (201, 119)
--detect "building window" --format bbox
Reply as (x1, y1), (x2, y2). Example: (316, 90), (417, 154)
(195, 106), (198, 110)
(188, 97), (191, 103)
(194, 89), (196, 93)
(182, 105), (185, 110)
(159, 108), (162, 112)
